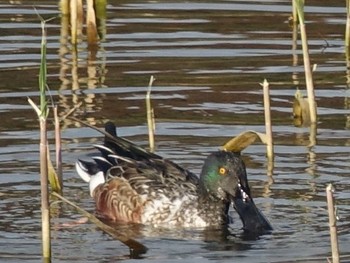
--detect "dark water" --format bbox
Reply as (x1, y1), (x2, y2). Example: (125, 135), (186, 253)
(0, 0), (349, 262)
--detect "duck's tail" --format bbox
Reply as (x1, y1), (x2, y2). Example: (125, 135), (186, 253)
(76, 159), (105, 197)
(76, 121), (191, 195)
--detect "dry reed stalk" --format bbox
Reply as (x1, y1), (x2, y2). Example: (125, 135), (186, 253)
(294, 0), (317, 124)
(70, 0), (83, 45)
(326, 184), (340, 263)
(292, 0), (297, 23)
(146, 76), (156, 152)
(60, 0), (69, 16)
(70, 0), (77, 45)
(299, 23), (317, 123)
(86, 0), (98, 46)
(346, 0), (350, 51)
(291, 2), (299, 87)
(261, 79), (274, 161)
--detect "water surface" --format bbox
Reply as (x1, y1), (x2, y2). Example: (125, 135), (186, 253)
(0, 1), (349, 262)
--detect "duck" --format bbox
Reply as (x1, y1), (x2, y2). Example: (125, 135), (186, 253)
(76, 121), (272, 233)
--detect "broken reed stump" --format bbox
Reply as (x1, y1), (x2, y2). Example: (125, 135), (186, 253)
(261, 79), (274, 161)
(326, 184), (340, 263)
(146, 76), (156, 152)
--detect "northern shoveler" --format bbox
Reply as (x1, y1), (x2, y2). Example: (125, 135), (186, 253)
(76, 122), (272, 233)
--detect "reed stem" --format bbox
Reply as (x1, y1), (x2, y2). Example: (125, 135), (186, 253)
(294, 0), (317, 124)
(261, 79), (274, 161)
(146, 76), (156, 152)
(54, 106), (63, 192)
(326, 184), (340, 263)
(40, 119), (51, 261)
(346, 0), (350, 51)
(86, 0), (98, 47)
(38, 19), (51, 261)
(70, 0), (83, 45)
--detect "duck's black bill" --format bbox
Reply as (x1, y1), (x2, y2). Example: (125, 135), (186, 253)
(233, 198), (272, 235)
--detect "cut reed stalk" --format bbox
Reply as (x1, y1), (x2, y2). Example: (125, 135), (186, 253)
(326, 184), (340, 263)
(261, 79), (274, 161)
(146, 76), (156, 152)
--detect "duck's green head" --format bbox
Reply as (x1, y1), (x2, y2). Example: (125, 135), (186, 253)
(200, 150), (272, 233)
(199, 151), (250, 200)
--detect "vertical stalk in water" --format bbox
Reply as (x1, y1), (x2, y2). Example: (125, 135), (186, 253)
(38, 19), (51, 261)
(54, 106), (63, 192)
(294, 0), (317, 124)
(40, 119), (50, 261)
(261, 79), (274, 161)
(346, 0), (350, 51)
(326, 184), (340, 263)
(70, 0), (83, 45)
(292, 0), (297, 24)
(86, 0), (98, 47)
(146, 76), (155, 152)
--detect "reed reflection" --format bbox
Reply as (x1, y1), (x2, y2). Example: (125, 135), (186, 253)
(58, 0), (107, 128)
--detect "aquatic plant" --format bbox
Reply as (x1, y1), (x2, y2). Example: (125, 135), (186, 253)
(146, 76), (156, 152)
(293, 0), (317, 124)
(27, 18), (51, 262)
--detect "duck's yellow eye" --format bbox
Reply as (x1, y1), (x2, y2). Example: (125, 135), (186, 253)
(219, 167), (227, 175)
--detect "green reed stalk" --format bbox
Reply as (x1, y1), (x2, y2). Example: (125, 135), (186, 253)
(294, 0), (317, 124)
(38, 19), (51, 261)
(95, 0), (107, 41)
(28, 14), (54, 261)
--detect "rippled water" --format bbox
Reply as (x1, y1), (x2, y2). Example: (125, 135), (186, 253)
(0, 1), (349, 262)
